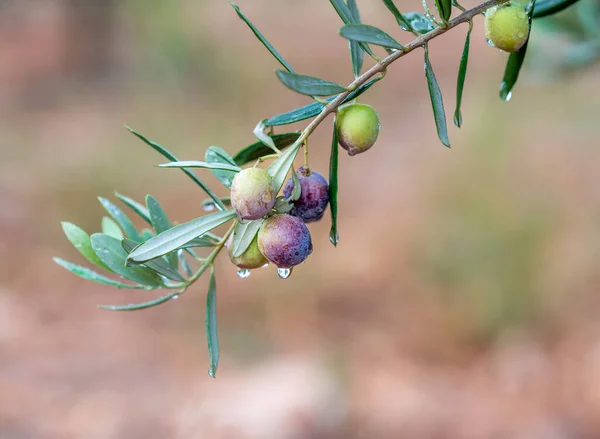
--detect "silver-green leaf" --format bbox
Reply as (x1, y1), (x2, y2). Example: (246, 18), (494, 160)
(91, 233), (163, 287)
(127, 210), (236, 263)
(276, 70), (347, 97)
(340, 24), (404, 50)
(206, 146), (239, 189)
(424, 46), (450, 147)
(206, 265), (219, 377)
(98, 197), (142, 242)
(231, 218), (264, 258)
(53, 257), (146, 289)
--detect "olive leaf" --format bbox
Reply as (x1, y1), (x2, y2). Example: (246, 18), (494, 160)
(424, 46), (451, 147)
(329, 120), (340, 246)
(206, 265), (219, 377)
(206, 146), (239, 189)
(381, 0), (415, 33)
(454, 21), (472, 128)
(54, 257), (147, 290)
(347, 0), (364, 77)
(340, 24), (404, 50)
(276, 70), (347, 96)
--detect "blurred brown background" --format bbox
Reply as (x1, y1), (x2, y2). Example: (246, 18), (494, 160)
(1, 0), (600, 438)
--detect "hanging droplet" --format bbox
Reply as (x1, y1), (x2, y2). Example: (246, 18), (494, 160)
(208, 369), (215, 378)
(486, 38), (496, 47)
(203, 203), (215, 212)
(277, 267), (292, 279)
(237, 269), (251, 279)
(261, 263), (269, 268)
(503, 91), (512, 102)
(172, 294), (179, 300)
(329, 231), (339, 245)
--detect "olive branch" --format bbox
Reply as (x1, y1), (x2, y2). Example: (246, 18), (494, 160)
(55, 0), (582, 377)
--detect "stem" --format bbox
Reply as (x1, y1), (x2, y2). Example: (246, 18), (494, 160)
(185, 222), (235, 286)
(293, 0), (507, 146)
(304, 139), (309, 168)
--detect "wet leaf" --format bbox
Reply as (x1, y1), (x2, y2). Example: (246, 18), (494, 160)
(101, 217), (124, 240)
(404, 12), (435, 34)
(454, 21), (472, 128)
(267, 142), (302, 193)
(424, 47), (450, 147)
(61, 222), (110, 271)
(91, 233), (163, 287)
(276, 70), (347, 96)
(340, 24), (404, 50)
(146, 195), (178, 270)
(122, 238), (184, 282)
(158, 161), (241, 172)
(329, 121), (339, 246)
(114, 193), (151, 225)
(205, 146), (239, 189)
(127, 210), (236, 263)
(206, 266), (219, 377)
(231, 218), (264, 258)
(98, 197), (142, 242)
(435, 0), (452, 22)
(54, 257), (146, 289)
(347, 0), (364, 77)
(99, 291), (181, 311)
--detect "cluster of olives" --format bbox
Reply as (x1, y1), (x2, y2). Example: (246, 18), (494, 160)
(228, 102), (380, 274)
(484, 2), (530, 52)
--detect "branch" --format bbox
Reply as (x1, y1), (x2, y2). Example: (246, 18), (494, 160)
(297, 0), (508, 143)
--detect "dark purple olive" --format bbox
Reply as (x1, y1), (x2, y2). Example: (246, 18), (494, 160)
(283, 166), (329, 223)
(257, 214), (312, 268)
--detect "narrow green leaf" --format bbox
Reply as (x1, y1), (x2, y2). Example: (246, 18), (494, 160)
(347, 0), (364, 77)
(231, 219), (264, 258)
(126, 126), (226, 211)
(424, 47), (451, 147)
(141, 229), (155, 241)
(289, 168), (302, 202)
(91, 233), (163, 287)
(329, 0), (375, 57)
(232, 133), (300, 166)
(381, 0), (414, 33)
(340, 24), (404, 50)
(264, 77), (380, 126)
(499, 0), (537, 101)
(533, 0), (580, 18)
(435, 0), (452, 22)
(146, 195), (178, 270)
(229, 2), (294, 73)
(61, 222), (110, 271)
(99, 291), (181, 311)
(276, 70), (347, 96)
(253, 120), (281, 154)
(114, 193), (152, 225)
(404, 12), (435, 34)
(122, 238), (184, 282)
(206, 265), (219, 377)
(101, 217), (124, 240)
(98, 197), (142, 242)
(206, 146), (239, 189)
(53, 257), (146, 289)
(454, 21), (472, 128)
(267, 142), (302, 193)
(127, 210), (236, 263)
(158, 161), (242, 172)
(329, 121), (339, 246)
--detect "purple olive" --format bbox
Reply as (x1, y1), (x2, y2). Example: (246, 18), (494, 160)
(283, 166), (329, 223)
(230, 168), (275, 220)
(257, 214), (313, 268)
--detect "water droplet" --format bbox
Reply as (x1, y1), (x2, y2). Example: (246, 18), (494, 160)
(277, 267), (292, 279)
(261, 263), (269, 268)
(172, 295), (179, 300)
(203, 203), (215, 212)
(486, 38), (496, 48)
(208, 369), (215, 378)
(504, 91), (512, 102)
(329, 232), (339, 245)
(237, 269), (251, 279)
